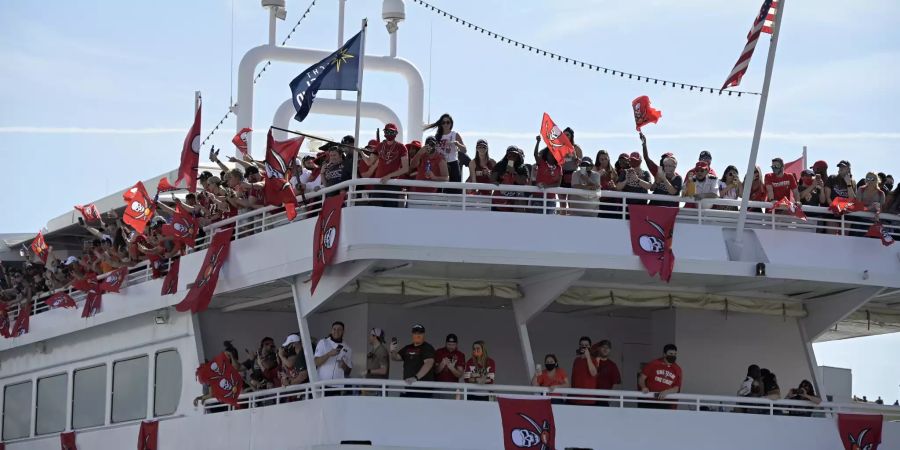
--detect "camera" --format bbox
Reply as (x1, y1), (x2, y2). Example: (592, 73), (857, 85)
(336, 344), (344, 351)
(282, 344), (297, 358)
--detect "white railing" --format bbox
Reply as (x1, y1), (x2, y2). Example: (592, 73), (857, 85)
(9, 179), (899, 324)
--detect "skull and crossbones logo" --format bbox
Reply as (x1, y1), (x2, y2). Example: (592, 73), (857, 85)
(195, 247), (226, 289)
(848, 428), (875, 450)
(546, 125), (564, 148)
(207, 360), (240, 401)
(510, 413), (552, 449)
(638, 218), (669, 255)
(317, 209), (338, 263)
(633, 101), (645, 123)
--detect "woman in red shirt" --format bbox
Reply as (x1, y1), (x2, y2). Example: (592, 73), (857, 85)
(532, 354), (569, 404)
(464, 340), (496, 401)
(467, 139), (495, 196)
(409, 137), (448, 194)
(532, 146), (562, 214)
(749, 165), (768, 213)
(594, 150), (619, 219)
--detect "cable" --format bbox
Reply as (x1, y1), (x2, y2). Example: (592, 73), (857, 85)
(411, 0), (760, 97)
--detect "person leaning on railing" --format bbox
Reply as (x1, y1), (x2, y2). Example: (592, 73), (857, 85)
(783, 379), (821, 417)
(391, 324), (436, 398)
(532, 354), (569, 404)
(490, 146), (528, 213)
(594, 150), (620, 219)
(852, 172), (887, 236)
(638, 344), (682, 409)
(569, 157), (601, 217)
(463, 340), (496, 401)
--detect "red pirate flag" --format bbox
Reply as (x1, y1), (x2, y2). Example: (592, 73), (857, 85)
(311, 192), (345, 294)
(539, 112), (574, 166)
(161, 258), (180, 295)
(263, 129), (303, 221)
(174, 227), (233, 313)
(123, 181), (156, 234)
(0, 302), (11, 338)
(99, 267), (128, 294)
(31, 231), (49, 264)
(45, 292), (77, 310)
(837, 413), (882, 450)
(829, 197), (867, 216)
(74, 203), (101, 222)
(11, 300), (31, 337)
(196, 352), (243, 407)
(783, 156), (803, 180)
(137, 420), (159, 450)
(174, 101), (202, 192)
(628, 205), (679, 283)
(232, 127), (252, 158)
(865, 222), (895, 247)
(162, 206), (199, 250)
(60, 431), (77, 450)
(82, 291), (103, 318)
(156, 177), (177, 194)
(773, 197), (807, 221)
(632, 95), (663, 131)
(497, 397), (555, 450)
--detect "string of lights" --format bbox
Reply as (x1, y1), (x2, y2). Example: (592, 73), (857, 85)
(411, 0), (760, 98)
(200, 0), (319, 148)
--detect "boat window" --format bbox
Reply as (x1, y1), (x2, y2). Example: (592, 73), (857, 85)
(154, 350), (181, 416)
(72, 365), (106, 429)
(36, 373), (67, 435)
(2, 381), (32, 440)
(111, 356), (148, 423)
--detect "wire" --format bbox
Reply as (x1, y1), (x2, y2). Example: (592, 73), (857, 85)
(411, 0), (760, 97)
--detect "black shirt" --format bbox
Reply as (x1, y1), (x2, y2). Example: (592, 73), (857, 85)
(649, 174), (683, 207)
(322, 162), (352, 188)
(798, 182), (824, 207)
(617, 169), (652, 205)
(826, 175), (851, 200)
(398, 342), (436, 381)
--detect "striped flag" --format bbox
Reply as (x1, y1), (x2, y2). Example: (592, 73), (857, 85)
(722, 0), (779, 90)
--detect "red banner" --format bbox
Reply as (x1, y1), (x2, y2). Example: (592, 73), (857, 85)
(539, 112), (574, 166)
(174, 102), (201, 192)
(74, 203), (101, 222)
(156, 177), (177, 194)
(138, 420), (159, 450)
(632, 95), (663, 131)
(60, 431), (76, 450)
(196, 352), (243, 407)
(311, 192), (345, 294)
(175, 227), (233, 313)
(161, 258), (180, 295)
(628, 205), (679, 283)
(837, 413), (882, 450)
(45, 292), (77, 309)
(31, 231), (49, 264)
(263, 129), (303, 221)
(82, 291), (103, 318)
(162, 206), (199, 250)
(497, 397), (555, 450)
(123, 181), (156, 234)
(773, 197), (808, 221)
(99, 267), (128, 293)
(11, 300), (31, 337)
(232, 127), (252, 157)
(783, 156), (803, 179)
(829, 197), (867, 216)
(0, 302), (11, 338)
(866, 222), (895, 247)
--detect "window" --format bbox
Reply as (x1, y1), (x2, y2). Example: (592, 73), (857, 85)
(111, 356), (148, 423)
(2, 381), (32, 440)
(36, 373), (67, 435)
(154, 350), (182, 416)
(73, 365), (106, 429)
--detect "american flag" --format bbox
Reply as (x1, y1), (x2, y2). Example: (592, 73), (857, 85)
(722, 0), (779, 90)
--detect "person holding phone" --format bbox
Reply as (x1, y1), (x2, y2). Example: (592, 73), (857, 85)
(433, 333), (465, 383)
(314, 321), (352, 392)
(532, 354), (568, 403)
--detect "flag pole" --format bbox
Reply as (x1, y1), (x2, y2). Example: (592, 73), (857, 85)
(349, 19), (368, 207)
(802, 145), (807, 169)
(732, 0), (786, 256)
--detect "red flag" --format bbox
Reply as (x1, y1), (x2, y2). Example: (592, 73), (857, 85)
(175, 227), (233, 313)
(0, 302), (11, 338)
(99, 267), (128, 293)
(162, 206), (199, 249)
(82, 291), (103, 318)
(196, 352), (243, 407)
(632, 95), (663, 131)
(174, 101), (202, 192)
(11, 300), (31, 337)
(837, 413), (882, 450)
(829, 197), (867, 216)
(628, 205), (679, 283)
(773, 197), (807, 221)
(539, 112), (574, 166)
(156, 177), (177, 194)
(783, 156), (803, 179)
(497, 397), (555, 450)
(263, 129), (303, 221)
(31, 231), (49, 264)
(45, 292), (77, 309)
(161, 258), (180, 295)
(123, 181), (156, 234)
(865, 222), (895, 247)
(311, 192), (345, 294)
(60, 431), (76, 450)
(232, 127), (252, 157)
(74, 203), (101, 222)
(138, 420), (159, 450)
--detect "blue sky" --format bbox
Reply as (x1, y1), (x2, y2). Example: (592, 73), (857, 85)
(1, 0), (898, 401)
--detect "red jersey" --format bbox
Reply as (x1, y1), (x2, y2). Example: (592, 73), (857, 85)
(433, 347), (465, 382)
(641, 358), (682, 392)
(535, 368), (568, 387)
(764, 172), (798, 201)
(374, 140), (408, 178)
(595, 358), (622, 390)
(413, 151), (446, 193)
(464, 357), (496, 384)
(535, 159), (561, 186)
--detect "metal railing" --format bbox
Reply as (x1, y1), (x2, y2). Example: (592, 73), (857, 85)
(8, 179), (899, 324)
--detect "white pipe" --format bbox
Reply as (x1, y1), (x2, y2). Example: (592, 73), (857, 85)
(336, 0), (346, 101)
(267, 7), (276, 46)
(236, 45), (425, 157)
(390, 31), (398, 58)
(272, 98), (403, 141)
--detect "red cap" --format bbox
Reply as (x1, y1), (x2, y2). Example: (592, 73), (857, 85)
(811, 160), (828, 170)
(366, 139), (379, 148)
(629, 152), (642, 162)
(384, 123), (398, 132)
(695, 161), (709, 170)
(406, 140), (422, 150)
(618, 153), (629, 160)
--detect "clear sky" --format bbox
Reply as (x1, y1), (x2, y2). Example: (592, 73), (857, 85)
(1, 0), (898, 402)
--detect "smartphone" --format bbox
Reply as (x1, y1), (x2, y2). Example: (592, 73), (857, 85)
(336, 344), (344, 350)
(535, 363), (542, 373)
(391, 337), (398, 346)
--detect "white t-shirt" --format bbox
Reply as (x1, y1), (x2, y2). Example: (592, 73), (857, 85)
(314, 337), (352, 380)
(438, 131), (459, 163)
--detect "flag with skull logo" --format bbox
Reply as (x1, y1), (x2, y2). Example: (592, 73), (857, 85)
(632, 96), (662, 131)
(498, 397), (555, 450)
(11, 300), (31, 337)
(161, 205), (199, 250)
(837, 413), (882, 450)
(539, 112), (574, 166)
(628, 205), (679, 283)
(99, 266), (128, 294)
(44, 292), (77, 310)
(311, 191), (345, 295)
(196, 352), (243, 407)
(263, 128), (303, 221)
(865, 221), (895, 247)
(174, 227), (233, 314)
(122, 181), (156, 234)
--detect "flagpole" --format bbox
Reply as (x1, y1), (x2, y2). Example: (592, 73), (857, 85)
(732, 0), (786, 256)
(349, 19), (368, 207)
(802, 145), (807, 169)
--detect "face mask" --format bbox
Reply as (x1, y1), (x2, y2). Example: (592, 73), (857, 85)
(665, 355), (677, 364)
(884, 182), (893, 190)
(579, 167), (588, 174)
(544, 363), (557, 371)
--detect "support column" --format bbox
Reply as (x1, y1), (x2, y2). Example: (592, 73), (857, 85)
(801, 286), (883, 340)
(511, 269), (585, 379)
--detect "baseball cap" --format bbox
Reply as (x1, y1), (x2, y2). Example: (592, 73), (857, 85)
(341, 135), (355, 145)
(411, 324), (426, 333)
(319, 142), (339, 151)
(366, 139), (379, 149)
(370, 328), (384, 339)
(811, 160), (828, 171)
(618, 153), (629, 160)
(629, 152), (642, 162)
(699, 150), (712, 160)
(63, 256), (79, 266)
(476, 139), (488, 148)
(446, 333), (458, 343)
(282, 334), (300, 347)
(579, 156), (594, 166)
(406, 140), (422, 151)
(837, 160), (851, 168)
(800, 169), (815, 177)
(506, 146), (519, 154)
(384, 123), (398, 132)
(695, 161), (710, 170)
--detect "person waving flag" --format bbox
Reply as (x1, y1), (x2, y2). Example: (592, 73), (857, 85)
(290, 30), (363, 122)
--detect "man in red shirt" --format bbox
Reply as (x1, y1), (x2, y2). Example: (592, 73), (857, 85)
(765, 157), (801, 203)
(639, 344), (682, 409)
(367, 123), (409, 207)
(432, 333), (465, 383)
(594, 340), (622, 396)
(569, 336), (600, 405)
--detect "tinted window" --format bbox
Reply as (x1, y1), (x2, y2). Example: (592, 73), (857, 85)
(36, 373), (67, 435)
(2, 381), (32, 440)
(154, 350), (181, 416)
(73, 365), (106, 429)
(112, 356), (148, 423)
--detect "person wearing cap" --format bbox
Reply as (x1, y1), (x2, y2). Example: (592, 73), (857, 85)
(685, 150), (718, 180)
(824, 161), (858, 234)
(467, 139), (496, 201)
(357, 139), (380, 183)
(592, 340), (622, 404)
(683, 161), (719, 208)
(314, 321), (353, 385)
(278, 333), (309, 387)
(639, 133), (682, 207)
(365, 328), (390, 380)
(424, 113), (467, 191)
(491, 147), (528, 212)
(810, 160), (829, 179)
(391, 324), (436, 397)
(569, 156), (601, 216)
(433, 333), (466, 383)
(615, 151), (652, 206)
(404, 140), (423, 180)
(765, 157), (801, 205)
(409, 136), (449, 195)
(369, 123), (409, 207)
(796, 168), (829, 233)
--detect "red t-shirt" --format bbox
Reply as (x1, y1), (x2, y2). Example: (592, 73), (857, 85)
(433, 348), (465, 382)
(570, 355), (597, 390)
(464, 357), (496, 384)
(413, 152), (446, 193)
(374, 140), (408, 178)
(535, 159), (561, 186)
(535, 368), (568, 387)
(641, 358), (682, 392)
(595, 358), (622, 390)
(764, 172), (798, 201)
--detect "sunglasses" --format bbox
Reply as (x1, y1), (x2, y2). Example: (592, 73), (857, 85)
(384, 129), (397, 134)
(866, 176), (876, 181)
(441, 120), (452, 124)
(771, 165), (783, 169)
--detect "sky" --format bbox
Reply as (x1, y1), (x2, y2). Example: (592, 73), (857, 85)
(0, 0), (898, 401)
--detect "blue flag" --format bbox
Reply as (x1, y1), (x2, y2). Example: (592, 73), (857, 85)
(290, 30), (363, 122)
